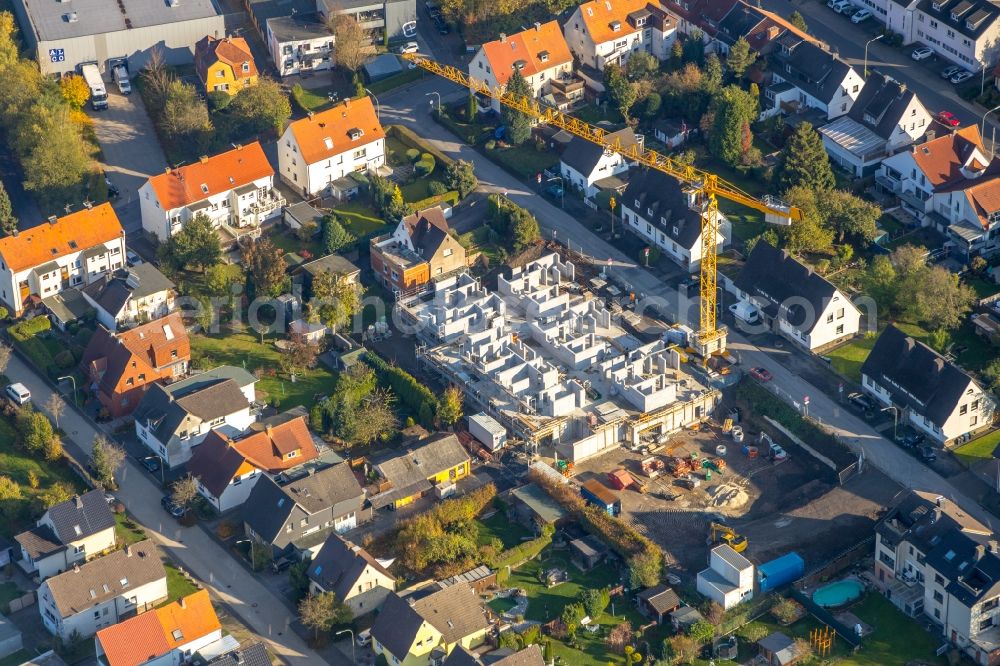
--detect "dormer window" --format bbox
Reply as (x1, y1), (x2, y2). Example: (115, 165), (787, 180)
(931, 0), (944, 10)
(539, 50), (550, 63)
(863, 113), (876, 125)
(634, 199), (640, 208)
(200, 183), (209, 194)
(611, 20), (621, 31)
(348, 128), (364, 140)
(242, 62), (250, 73)
(513, 59), (527, 70)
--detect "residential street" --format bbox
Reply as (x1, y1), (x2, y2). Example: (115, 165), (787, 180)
(378, 80), (999, 529)
(6, 353), (346, 665)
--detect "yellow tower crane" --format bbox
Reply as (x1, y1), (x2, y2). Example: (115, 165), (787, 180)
(402, 54), (802, 357)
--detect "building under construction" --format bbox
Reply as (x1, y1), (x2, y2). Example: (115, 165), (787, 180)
(395, 254), (721, 462)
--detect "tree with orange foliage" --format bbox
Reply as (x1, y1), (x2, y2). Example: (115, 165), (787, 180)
(59, 75), (90, 109)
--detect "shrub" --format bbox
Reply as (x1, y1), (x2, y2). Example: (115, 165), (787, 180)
(405, 148), (420, 162)
(362, 352), (438, 426)
(10, 316), (51, 341)
(416, 154), (436, 176)
(54, 350), (75, 369)
(485, 139), (496, 150)
(428, 180), (449, 196)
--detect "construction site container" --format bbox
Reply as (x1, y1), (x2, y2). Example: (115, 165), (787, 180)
(581, 479), (620, 517)
(757, 552), (805, 593)
(468, 413), (507, 451)
(607, 468), (635, 490)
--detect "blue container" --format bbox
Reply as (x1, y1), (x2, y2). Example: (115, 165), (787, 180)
(757, 552), (805, 593)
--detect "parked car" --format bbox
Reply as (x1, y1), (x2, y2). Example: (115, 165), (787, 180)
(160, 495), (185, 518)
(897, 432), (924, 449)
(543, 184), (564, 199)
(911, 46), (934, 60)
(749, 367), (773, 382)
(397, 41), (419, 54)
(356, 629), (372, 647)
(951, 70), (974, 84)
(918, 445), (938, 462)
(840, 4), (859, 14)
(829, 0), (852, 11)
(851, 8), (872, 22)
(941, 65), (963, 79)
(847, 391), (876, 413)
(271, 556), (294, 573)
(936, 111), (960, 127)
(4, 383), (30, 405)
(141, 456), (161, 473)
(126, 249), (143, 266)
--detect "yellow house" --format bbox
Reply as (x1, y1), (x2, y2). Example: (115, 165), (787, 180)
(371, 434), (471, 510)
(194, 35), (259, 95)
(370, 583), (489, 666)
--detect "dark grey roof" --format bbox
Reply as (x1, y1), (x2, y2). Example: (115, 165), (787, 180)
(18, 651), (68, 666)
(759, 631), (795, 653)
(560, 128), (636, 177)
(860, 325), (976, 428)
(510, 482), (566, 524)
(372, 583), (488, 660)
(915, 0), (1000, 39)
(81, 264), (174, 318)
(207, 642), (271, 666)
(242, 476), (294, 543)
(267, 13), (331, 42)
(772, 41), (854, 106)
(637, 584), (681, 614)
(370, 592), (426, 659)
(308, 534), (393, 598)
(247, 0), (314, 27)
(15, 525), (66, 561)
(622, 168), (704, 250)
(733, 241), (840, 335)
(41, 289), (94, 324)
(716, 2), (764, 46)
(375, 434), (470, 491)
(284, 201), (325, 227)
(849, 71), (920, 140)
(133, 378), (251, 456)
(46, 490), (115, 544)
(301, 253), (361, 278)
(445, 645), (544, 666)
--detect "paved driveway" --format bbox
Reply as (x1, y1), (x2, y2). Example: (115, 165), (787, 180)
(88, 90), (168, 236)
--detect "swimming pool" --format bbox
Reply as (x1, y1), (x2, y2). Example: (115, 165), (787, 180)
(812, 579), (864, 608)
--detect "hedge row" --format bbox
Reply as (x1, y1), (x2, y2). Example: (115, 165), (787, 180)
(388, 124), (454, 168)
(10, 316), (51, 342)
(409, 189), (460, 213)
(362, 351), (438, 426)
(494, 528), (554, 571)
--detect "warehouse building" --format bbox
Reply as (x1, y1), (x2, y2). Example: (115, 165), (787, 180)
(11, 0), (226, 76)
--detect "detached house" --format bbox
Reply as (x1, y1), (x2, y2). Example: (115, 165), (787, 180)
(80, 312), (191, 418)
(38, 540), (167, 640)
(139, 142), (283, 242)
(731, 241), (861, 351)
(468, 22), (576, 114)
(697, 544), (754, 610)
(186, 414), (320, 512)
(620, 168), (729, 273)
(81, 264), (176, 332)
(133, 366), (257, 468)
(819, 72), (932, 177)
(15, 490), (115, 581)
(761, 39), (864, 121)
(265, 14), (334, 78)
(95, 590), (222, 666)
(861, 325), (994, 444)
(371, 583), (489, 666)
(243, 462), (366, 557)
(564, 0), (680, 71)
(0, 203), (125, 317)
(370, 434), (471, 511)
(307, 534), (395, 617)
(875, 490), (1000, 665)
(560, 128), (636, 198)
(194, 35), (259, 95)
(370, 206), (467, 293)
(278, 97), (386, 197)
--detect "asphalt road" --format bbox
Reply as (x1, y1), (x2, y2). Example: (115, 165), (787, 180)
(378, 79), (999, 528)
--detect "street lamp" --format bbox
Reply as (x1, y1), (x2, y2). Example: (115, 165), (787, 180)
(57, 375), (77, 406)
(881, 406), (899, 441)
(982, 104), (1000, 155)
(864, 34), (885, 78)
(335, 629), (356, 664)
(547, 175), (564, 208)
(364, 88), (380, 119)
(425, 91), (441, 117)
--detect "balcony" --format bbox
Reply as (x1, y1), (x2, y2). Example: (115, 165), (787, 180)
(898, 188), (929, 212)
(875, 174), (901, 194)
(235, 191), (286, 227)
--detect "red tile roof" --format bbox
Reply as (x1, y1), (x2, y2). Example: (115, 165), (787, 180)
(287, 97), (384, 165)
(194, 36), (258, 84)
(234, 415), (319, 472)
(147, 142), (273, 211)
(911, 125), (986, 188)
(117, 312), (191, 369)
(481, 21), (572, 86)
(0, 203), (123, 273)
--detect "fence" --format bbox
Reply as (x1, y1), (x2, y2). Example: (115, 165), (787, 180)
(789, 588), (862, 649)
(8, 591), (35, 614)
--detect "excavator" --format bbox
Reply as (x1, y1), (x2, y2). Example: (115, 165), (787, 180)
(708, 522), (748, 553)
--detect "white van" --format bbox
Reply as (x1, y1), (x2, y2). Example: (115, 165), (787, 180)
(5, 383), (30, 405)
(729, 301), (761, 325)
(113, 65), (131, 95)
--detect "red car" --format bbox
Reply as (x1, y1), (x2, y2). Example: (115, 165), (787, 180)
(749, 367), (773, 382)
(937, 111), (960, 127)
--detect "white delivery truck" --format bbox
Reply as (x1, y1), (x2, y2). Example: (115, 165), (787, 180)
(729, 300), (761, 325)
(80, 63), (108, 110)
(112, 64), (131, 95)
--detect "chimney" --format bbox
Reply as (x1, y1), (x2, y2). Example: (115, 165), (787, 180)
(266, 425), (273, 439)
(125, 545), (133, 557)
(990, 539), (998, 554)
(74, 495), (83, 509)
(199, 155), (209, 164)
(178, 596), (187, 609)
(48, 215), (58, 225)
(977, 543), (986, 560)
(534, 21), (541, 30)
(925, 129), (936, 143)
(307, 111), (314, 119)
(73, 563), (80, 573)
(500, 33), (507, 42)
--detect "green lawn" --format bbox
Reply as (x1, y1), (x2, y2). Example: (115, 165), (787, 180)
(115, 512), (147, 545)
(964, 275), (1000, 299)
(332, 201), (390, 237)
(572, 103), (626, 128)
(367, 68), (424, 95)
(476, 513), (532, 549)
(164, 563), (199, 604)
(488, 144), (558, 179)
(269, 228), (322, 258)
(190, 331), (339, 410)
(292, 85), (338, 113)
(0, 416), (86, 538)
(827, 335), (877, 383)
(953, 429), (1000, 466)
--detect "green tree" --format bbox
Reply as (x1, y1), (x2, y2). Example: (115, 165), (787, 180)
(90, 435), (126, 490)
(688, 620), (716, 643)
(0, 181), (16, 236)
(725, 36), (757, 79)
(671, 38), (684, 68)
(896, 262), (975, 330)
(626, 51), (658, 80)
(709, 86), (757, 167)
(445, 160), (478, 199)
(159, 80), (212, 154)
(501, 69), (533, 145)
(776, 122), (835, 191)
(203, 263), (243, 297)
(19, 105), (93, 202)
(298, 592), (352, 642)
(821, 189), (881, 242)
(322, 215), (355, 254)
(642, 92), (662, 120)
(627, 549), (662, 588)
(387, 183), (407, 220)
(604, 63), (638, 121)
(683, 29), (705, 64)
(580, 587), (611, 619)
(438, 385), (463, 427)
(789, 10), (808, 31)
(561, 602), (586, 627)
(228, 78), (291, 134)
(745, 228), (780, 255)
(511, 207), (540, 252)
(782, 186), (834, 254)
(16, 409), (56, 456)
(864, 254), (898, 308)
(310, 270), (359, 333)
(984, 357), (1000, 389)
(162, 213), (221, 272)
(241, 236), (286, 298)
(467, 90), (477, 120)
(703, 53), (723, 91)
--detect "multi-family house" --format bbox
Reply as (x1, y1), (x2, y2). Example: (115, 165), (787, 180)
(80, 312), (191, 418)
(911, 0), (1000, 70)
(563, 0), (680, 72)
(560, 128), (636, 198)
(713, 0), (818, 55)
(369, 434), (471, 511)
(278, 97), (386, 197)
(761, 38), (864, 121)
(371, 583), (490, 666)
(875, 490), (1000, 665)
(265, 14), (333, 77)
(95, 590), (222, 666)
(194, 35), (259, 95)
(243, 462), (366, 557)
(316, 0), (417, 43)
(696, 544), (754, 610)
(133, 366), (257, 468)
(730, 241), (861, 351)
(370, 206), (467, 293)
(80, 264), (176, 332)
(619, 167), (729, 273)
(139, 142), (282, 242)
(38, 540), (167, 640)
(468, 22), (575, 114)
(819, 72), (932, 177)
(307, 534), (395, 617)
(861, 325), (994, 444)
(14, 491), (116, 581)
(186, 413), (320, 512)
(0, 203), (125, 317)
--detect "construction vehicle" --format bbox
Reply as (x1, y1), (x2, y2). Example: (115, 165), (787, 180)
(400, 53), (802, 359)
(708, 522), (748, 552)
